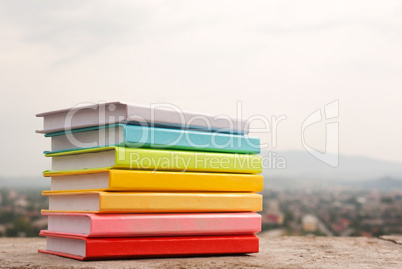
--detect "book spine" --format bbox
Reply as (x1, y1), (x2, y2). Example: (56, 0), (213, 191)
(89, 213), (261, 237)
(108, 170), (264, 192)
(123, 125), (260, 154)
(98, 193), (262, 213)
(84, 235), (259, 259)
(114, 148), (263, 174)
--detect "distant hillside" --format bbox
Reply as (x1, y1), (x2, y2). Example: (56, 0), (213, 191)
(262, 150), (402, 189)
(263, 150), (402, 180)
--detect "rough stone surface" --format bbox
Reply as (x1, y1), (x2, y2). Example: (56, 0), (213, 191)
(0, 234), (401, 268)
(380, 235), (402, 245)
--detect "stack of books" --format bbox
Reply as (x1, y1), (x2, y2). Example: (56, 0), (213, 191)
(36, 102), (263, 260)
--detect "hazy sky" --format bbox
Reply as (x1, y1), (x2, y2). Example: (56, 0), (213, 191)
(0, 0), (401, 177)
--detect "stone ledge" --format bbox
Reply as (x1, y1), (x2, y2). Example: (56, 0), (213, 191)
(0, 234), (401, 269)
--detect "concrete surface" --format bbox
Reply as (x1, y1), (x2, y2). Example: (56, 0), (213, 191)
(0, 233), (401, 269)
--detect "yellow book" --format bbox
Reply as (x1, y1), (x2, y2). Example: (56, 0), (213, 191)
(44, 169), (264, 193)
(42, 191), (262, 213)
(45, 146), (262, 174)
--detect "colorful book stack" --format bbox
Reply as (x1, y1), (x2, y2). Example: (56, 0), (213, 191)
(36, 102), (263, 260)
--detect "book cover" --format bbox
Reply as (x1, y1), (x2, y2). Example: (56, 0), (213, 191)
(42, 212), (262, 237)
(45, 169), (264, 192)
(46, 146), (263, 174)
(36, 102), (248, 134)
(39, 232), (259, 260)
(44, 124), (260, 154)
(42, 191), (263, 213)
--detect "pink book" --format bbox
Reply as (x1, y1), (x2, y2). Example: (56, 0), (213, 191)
(42, 212), (261, 237)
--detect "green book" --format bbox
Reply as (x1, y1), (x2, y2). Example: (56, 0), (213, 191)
(46, 146), (262, 174)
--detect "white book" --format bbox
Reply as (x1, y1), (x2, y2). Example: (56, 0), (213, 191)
(36, 102), (248, 134)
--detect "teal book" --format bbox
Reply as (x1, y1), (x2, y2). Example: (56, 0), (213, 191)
(45, 124), (260, 154)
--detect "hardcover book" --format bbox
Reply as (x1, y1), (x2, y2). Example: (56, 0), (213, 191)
(42, 212), (262, 237)
(46, 146), (263, 174)
(36, 102), (248, 134)
(45, 124), (260, 154)
(39, 232), (259, 260)
(42, 191), (263, 213)
(45, 169), (263, 192)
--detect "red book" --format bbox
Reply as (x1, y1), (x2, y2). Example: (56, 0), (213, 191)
(39, 231), (259, 260)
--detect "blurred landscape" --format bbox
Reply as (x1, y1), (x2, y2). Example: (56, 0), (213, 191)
(1, 150), (401, 237)
(0, 188), (47, 237)
(261, 151), (402, 237)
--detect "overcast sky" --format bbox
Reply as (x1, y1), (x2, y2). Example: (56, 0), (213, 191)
(0, 0), (401, 177)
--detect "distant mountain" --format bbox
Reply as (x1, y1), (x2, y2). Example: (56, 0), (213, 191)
(262, 150), (402, 189)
